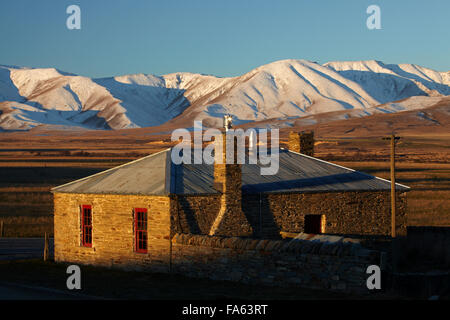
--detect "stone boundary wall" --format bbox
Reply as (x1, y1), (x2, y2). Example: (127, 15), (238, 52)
(403, 226), (450, 266)
(171, 233), (382, 294)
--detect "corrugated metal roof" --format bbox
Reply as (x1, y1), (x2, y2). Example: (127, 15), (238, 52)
(51, 149), (171, 195)
(52, 148), (410, 195)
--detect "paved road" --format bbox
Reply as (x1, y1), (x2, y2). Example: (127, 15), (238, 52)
(0, 282), (85, 300)
(0, 238), (54, 260)
(0, 238), (105, 300)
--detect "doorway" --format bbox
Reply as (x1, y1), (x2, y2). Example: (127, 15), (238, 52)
(304, 215), (325, 234)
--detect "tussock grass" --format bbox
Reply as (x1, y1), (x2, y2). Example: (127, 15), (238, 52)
(336, 161), (450, 227)
(0, 216), (53, 237)
(407, 190), (450, 226)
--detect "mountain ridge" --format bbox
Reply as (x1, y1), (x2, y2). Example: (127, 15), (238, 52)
(0, 59), (449, 131)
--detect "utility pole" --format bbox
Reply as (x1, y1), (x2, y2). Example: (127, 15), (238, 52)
(383, 134), (400, 238)
(44, 232), (49, 261)
(383, 135), (401, 274)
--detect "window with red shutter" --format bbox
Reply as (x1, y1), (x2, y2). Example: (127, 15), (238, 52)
(81, 205), (92, 247)
(134, 208), (148, 253)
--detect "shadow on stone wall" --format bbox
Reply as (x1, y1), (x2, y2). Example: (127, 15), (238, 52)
(176, 197), (202, 234)
(242, 193), (280, 239)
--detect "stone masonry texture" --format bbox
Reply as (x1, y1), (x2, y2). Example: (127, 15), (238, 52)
(53, 189), (406, 293)
(171, 233), (381, 294)
(210, 132), (253, 236)
(171, 191), (407, 238)
(53, 193), (171, 272)
(289, 131), (315, 156)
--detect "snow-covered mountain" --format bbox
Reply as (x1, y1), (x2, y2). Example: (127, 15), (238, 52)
(0, 59), (449, 131)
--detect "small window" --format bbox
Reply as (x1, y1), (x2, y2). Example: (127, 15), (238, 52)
(134, 208), (148, 253)
(81, 205), (92, 247)
(304, 214), (325, 234)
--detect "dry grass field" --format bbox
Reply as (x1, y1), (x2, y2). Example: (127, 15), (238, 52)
(335, 162), (450, 226)
(0, 127), (448, 237)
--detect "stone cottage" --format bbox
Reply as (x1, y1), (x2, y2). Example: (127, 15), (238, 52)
(51, 131), (409, 271)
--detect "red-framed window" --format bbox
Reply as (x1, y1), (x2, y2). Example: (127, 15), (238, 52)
(134, 208), (148, 253)
(81, 205), (92, 247)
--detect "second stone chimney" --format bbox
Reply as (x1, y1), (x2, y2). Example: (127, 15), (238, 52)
(289, 131), (315, 157)
(209, 132), (253, 237)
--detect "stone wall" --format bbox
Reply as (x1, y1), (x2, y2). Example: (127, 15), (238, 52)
(53, 191), (389, 294)
(171, 194), (221, 234)
(288, 131), (315, 156)
(54, 189), (406, 272)
(211, 132), (253, 237)
(53, 193), (171, 272)
(171, 233), (382, 294)
(242, 191), (407, 238)
(172, 191), (407, 238)
(402, 226), (450, 267)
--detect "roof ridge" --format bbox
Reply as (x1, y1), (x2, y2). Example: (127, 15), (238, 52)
(51, 148), (171, 192)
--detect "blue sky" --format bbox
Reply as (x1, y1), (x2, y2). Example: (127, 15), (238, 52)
(0, 0), (449, 78)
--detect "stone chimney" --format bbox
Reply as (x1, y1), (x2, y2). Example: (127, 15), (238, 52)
(209, 132), (253, 237)
(288, 131), (315, 157)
